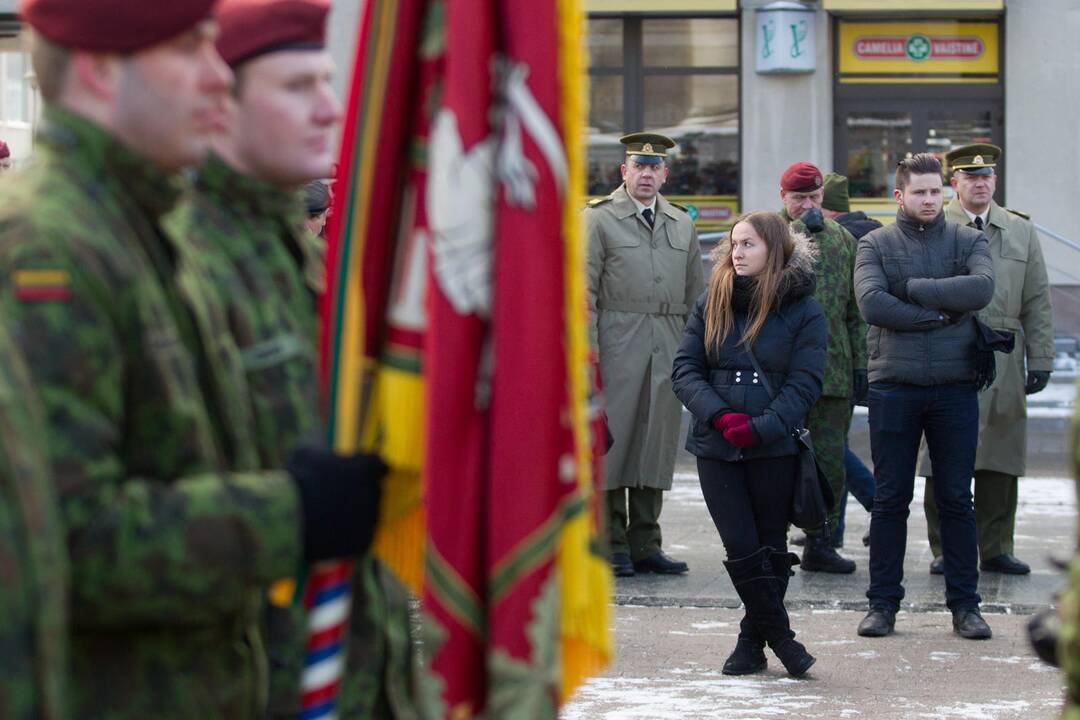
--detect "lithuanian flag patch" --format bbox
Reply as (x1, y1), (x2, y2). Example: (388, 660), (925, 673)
(13, 269), (71, 301)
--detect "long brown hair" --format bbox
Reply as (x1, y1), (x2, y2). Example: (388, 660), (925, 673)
(704, 210), (796, 353)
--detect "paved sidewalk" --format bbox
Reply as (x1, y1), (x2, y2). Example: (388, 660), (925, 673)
(563, 607), (1066, 720)
(565, 411), (1077, 719)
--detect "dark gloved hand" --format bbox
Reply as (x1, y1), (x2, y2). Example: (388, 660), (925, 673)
(1027, 609), (1060, 667)
(852, 369), (869, 404)
(800, 207), (825, 233)
(722, 417), (759, 448)
(1025, 370), (1051, 395)
(287, 446), (387, 562)
(713, 412), (750, 434)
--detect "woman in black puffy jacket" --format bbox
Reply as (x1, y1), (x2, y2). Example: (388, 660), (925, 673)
(672, 210), (827, 678)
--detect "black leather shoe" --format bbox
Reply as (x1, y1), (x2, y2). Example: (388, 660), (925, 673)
(929, 556), (944, 575)
(857, 608), (896, 637)
(611, 552), (635, 577)
(953, 608), (992, 639)
(980, 553), (1031, 575)
(801, 541), (856, 574)
(633, 551), (689, 575)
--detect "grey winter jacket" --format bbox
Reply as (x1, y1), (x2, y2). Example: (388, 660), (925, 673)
(855, 210), (994, 386)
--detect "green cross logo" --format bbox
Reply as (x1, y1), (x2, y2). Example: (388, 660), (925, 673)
(906, 34), (931, 61)
(686, 205), (699, 221)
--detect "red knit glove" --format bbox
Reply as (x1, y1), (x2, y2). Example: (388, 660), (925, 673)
(723, 417), (759, 448)
(712, 412), (750, 433)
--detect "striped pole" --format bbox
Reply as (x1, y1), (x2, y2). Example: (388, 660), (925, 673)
(299, 560), (355, 720)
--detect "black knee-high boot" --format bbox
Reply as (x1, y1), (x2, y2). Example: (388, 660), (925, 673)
(725, 547), (815, 677)
(722, 548), (768, 675)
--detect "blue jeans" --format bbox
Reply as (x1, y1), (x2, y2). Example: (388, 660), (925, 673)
(866, 382), (980, 613)
(837, 444), (875, 536)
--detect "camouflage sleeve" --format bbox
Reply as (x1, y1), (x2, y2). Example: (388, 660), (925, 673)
(1060, 381), (1080, 716)
(842, 227), (867, 370)
(0, 241), (302, 629)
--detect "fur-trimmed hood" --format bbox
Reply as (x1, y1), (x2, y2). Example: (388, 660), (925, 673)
(718, 231), (818, 311)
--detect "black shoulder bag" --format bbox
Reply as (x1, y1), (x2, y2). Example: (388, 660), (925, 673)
(740, 337), (834, 537)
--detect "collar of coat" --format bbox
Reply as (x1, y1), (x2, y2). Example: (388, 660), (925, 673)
(945, 197), (1008, 231)
(608, 184), (683, 222)
(39, 103), (184, 222)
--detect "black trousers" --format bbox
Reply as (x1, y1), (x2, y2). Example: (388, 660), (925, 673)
(698, 455), (798, 560)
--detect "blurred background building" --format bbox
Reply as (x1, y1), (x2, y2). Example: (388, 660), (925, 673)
(1, 0), (1078, 337)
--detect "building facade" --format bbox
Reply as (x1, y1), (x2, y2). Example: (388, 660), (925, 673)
(1, 0), (1077, 332)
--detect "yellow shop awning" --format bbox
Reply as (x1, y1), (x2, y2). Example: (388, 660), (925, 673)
(824, 0), (1002, 11)
(586, 0), (735, 12)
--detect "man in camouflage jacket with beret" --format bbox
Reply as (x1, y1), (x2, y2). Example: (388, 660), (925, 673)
(0, 3), (384, 718)
(168, 2), (418, 717)
(779, 161), (868, 573)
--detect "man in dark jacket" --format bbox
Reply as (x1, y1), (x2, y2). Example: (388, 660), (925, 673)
(854, 153), (995, 641)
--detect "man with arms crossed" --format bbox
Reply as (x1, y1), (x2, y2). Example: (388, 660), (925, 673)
(854, 153), (995, 640)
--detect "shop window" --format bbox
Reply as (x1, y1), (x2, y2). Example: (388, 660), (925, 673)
(586, 15), (740, 229)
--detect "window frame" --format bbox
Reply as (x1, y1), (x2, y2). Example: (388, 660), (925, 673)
(586, 13), (742, 203)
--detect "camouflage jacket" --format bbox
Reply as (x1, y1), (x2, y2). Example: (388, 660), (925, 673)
(169, 157), (420, 720)
(0, 105), (302, 720)
(782, 210), (867, 397)
(1060, 378), (1080, 718)
(0, 320), (67, 720)
(169, 154), (321, 470)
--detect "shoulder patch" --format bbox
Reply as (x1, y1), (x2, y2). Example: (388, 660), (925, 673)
(12, 269), (71, 302)
(586, 197), (611, 208)
(1005, 207), (1031, 220)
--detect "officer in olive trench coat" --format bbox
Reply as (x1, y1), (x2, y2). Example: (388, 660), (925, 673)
(921, 143), (1054, 576)
(585, 132), (705, 578)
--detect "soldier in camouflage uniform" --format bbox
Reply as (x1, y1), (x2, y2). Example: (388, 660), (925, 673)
(0, 3), (384, 718)
(168, 2), (420, 717)
(778, 162), (867, 573)
(1059, 379), (1080, 717)
(0, 319), (67, 720)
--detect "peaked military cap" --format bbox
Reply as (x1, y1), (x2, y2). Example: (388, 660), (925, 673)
(20, 0), (219, 53)
(947, 143), (1000, 176)
(620, 132), (675, 165)
(216, 0), (331, 67)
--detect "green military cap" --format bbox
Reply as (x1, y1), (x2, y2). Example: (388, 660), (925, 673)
(946, 143), (1001, 175)
(822, 173), (850, 213)
(620, 132), (675, 165)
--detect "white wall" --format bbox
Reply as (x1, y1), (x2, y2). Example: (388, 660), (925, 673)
(1004, 0), (1080, 285)
(327, 0), (363, 112)
(740, 1), (833, 213)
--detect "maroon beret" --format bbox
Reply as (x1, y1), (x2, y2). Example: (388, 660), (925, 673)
(19, 0), (219, 53)
(780, 161), (824, 193)
(0, 141), (8, 160)
(216, 0), (330, 67)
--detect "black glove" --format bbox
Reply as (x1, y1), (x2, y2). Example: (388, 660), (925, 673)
(852, 369), (868, 404)
(800, 207), (825, 233)
(1027, 609), (1060, 668)
(1026, 370), (1051, 395)
(287, 446), (387, 562)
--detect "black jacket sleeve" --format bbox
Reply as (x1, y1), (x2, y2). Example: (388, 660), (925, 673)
(750, 298), (828, 445)
(672, 293), (733, 424)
